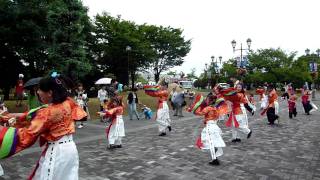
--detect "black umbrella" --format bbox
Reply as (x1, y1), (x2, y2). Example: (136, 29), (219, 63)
(24, 77), (42, 89)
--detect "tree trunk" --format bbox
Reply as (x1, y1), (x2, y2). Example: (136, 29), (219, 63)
(154, 73), (160, 84)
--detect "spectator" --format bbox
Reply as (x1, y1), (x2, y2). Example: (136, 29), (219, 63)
(97, 86), (108, 111)
(15, 74), (24, 107)
(27, 85), (41, 110)
(169, 87), (177, 110)
(127, 88), (140, 120)
(75, 83), (89, 128)
(172, 88), (185, 117)
(0, 99), (7, 112)
(117, 83), (123, 93)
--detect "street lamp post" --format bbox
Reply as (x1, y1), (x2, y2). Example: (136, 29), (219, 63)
(126, 46), (132, 86)
(305, 48), (320, 100)
(204, 63), (208, 89)
(231, 38), (252, 77)
(210, 56), (222, 84)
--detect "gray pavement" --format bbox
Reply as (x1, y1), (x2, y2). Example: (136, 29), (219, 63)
(1, 98), (320, 180)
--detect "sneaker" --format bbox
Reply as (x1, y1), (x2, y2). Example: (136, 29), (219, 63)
(159, 132), (166, 136)
(108, 145), (116, 150)
(115, 145), (122, 148)
(236, 138), (241, 142)
(209, 159), (220, 166)
(247, 130), (252, 139)
(78, 124), (84, 129)
(168, 126), (172, 132)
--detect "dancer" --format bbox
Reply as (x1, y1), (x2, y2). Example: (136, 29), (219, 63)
(98, 96), (125, 149)
(301, 85), (314, 115)
(256, 87), (268, 110)
(144, 85), (171, 136)
(288, 92), (297, 119)
(188, 93), (228, 165)
(261, 84), (279, 125)
(0, 74), (87, 180)
(218, 83), (253, 142)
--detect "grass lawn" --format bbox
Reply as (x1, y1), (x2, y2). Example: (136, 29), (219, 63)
(4, 89), (211, 120)
(4, 90), (163, 121)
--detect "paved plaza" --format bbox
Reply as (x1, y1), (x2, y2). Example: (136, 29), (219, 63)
(1, 98), (320, 180)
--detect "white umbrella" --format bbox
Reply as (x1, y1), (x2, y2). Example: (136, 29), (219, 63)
(95, 78), (112, 85)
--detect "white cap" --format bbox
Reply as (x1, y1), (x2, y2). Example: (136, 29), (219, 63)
(18, 74), (24, 78)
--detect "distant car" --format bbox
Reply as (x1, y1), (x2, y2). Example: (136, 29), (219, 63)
(217, 83), (230, 89)
(178, 80), (193, 89)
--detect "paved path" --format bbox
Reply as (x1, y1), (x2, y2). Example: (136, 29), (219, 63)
(1, 98), (320, 180)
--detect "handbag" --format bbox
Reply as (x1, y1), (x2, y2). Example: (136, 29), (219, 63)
(182, 100), (187, 107)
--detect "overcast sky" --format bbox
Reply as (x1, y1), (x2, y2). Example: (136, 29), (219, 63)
(82, 0), (320, 76)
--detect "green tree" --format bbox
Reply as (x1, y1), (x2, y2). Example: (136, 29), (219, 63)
(92, 13), (153, 89)
(186, 68), (197, 79)
(46, 0), (92, 81)
(143, 25), (191, 83)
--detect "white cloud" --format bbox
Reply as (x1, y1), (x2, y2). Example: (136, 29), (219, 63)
(83, 0), (320, 76)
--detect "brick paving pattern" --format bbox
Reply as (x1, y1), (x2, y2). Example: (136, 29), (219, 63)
(1, 98), (320, 180)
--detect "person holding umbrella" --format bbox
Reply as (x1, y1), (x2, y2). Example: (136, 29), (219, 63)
(24, 77), (43, 110)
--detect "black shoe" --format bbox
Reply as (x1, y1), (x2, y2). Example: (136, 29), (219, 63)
(108, 145), (116, 149)
(209, 159), (220, 166)
(115, 145), (122, 148)
(231, 139), (241, 143)
(247, 130), (252, 139)
(173, 114), (177, 116)
(159, 132), (166, 136)
(168, 126), (172, 132)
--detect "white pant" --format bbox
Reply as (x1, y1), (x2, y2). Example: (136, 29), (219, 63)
(108, 115), (125, 145)
(34, 135), (78, 180)
(156, 101), (171, 133)
(200, 121), (226, 160)
(0, 164), (4, 176)
(231, 112), (250, 140)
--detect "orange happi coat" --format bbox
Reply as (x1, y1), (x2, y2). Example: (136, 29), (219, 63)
(13, 98), (86, 153)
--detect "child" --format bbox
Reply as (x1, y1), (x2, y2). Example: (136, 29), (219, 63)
(288, 93), (297, 119)
(98, 96), (125, 149)
(0, 100), (7, 114)
(141, 105), (153, 120)
(188, 93), (228, 166)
